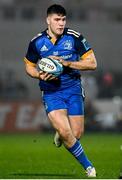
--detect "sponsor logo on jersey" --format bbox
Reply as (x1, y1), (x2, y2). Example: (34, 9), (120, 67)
(40, 45), (48, 52)
(53, 51), (59, 56)
(63, 40), (73, 50)
(82, 38), (91, 51)
(60, 54), (73, 60)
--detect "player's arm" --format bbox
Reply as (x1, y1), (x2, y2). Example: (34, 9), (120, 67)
(50, 49), (97, 70)
(24, 40), (56, 81)
(24, 58), (39, 78)
(63, 49), (97, 70)
(72, 49), (97, 70)
(24, 58), (54, 81)
(50, 34), (97, 71)
(69, 34), (97, 70)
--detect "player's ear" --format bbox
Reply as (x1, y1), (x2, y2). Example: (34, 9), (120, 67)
(46, 17), (50, 25)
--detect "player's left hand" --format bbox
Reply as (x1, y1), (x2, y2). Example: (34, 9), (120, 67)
(49, 56), (71, 67)
(39, 71), (57, 81)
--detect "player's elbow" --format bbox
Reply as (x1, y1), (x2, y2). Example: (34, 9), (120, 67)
(25, 64), (31, 75)
(91, 62), (97, 70)
(25, 63), (34, 77)
(88, 52), (97, 70)
(90, 59), (97, 70)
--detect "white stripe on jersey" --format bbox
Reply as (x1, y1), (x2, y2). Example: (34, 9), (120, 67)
(68, 29), (80, 36)
(31, 33), (42, 41)
(67, 31), (80, 38)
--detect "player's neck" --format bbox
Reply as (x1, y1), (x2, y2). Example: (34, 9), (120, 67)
(47, 29), (59, 40)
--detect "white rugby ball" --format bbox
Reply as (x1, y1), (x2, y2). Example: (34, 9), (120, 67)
(37, 57), (63, 77)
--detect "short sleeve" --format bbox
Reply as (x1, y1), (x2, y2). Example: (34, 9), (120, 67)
(25, 40), (40, 64)
(75, 34), (92, 57)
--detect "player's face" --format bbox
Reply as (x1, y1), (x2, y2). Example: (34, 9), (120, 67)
(47, 14), (66, 37)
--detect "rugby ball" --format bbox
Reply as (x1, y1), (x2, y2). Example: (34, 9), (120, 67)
(37, 57), (63, 77)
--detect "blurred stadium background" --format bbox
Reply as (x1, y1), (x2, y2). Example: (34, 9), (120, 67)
(0, 0), (122, 133)
(0, 0), (122, 179)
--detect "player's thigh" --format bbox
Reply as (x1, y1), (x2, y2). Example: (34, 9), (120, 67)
(48, 109), (71, 134)
(69, 115), (84, 139)
(67, 90), (85, 116)
(42, 91), (67, 114)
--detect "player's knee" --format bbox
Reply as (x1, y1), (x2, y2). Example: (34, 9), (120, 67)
(73, 128), (84, 140)
(58, 127), (72, 141)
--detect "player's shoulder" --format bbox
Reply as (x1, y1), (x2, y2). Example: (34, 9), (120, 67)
(30, 29), (50, 43)
(28, 30), (47, 48)
(66, 28), (82, 38)
(30, 31), (45, 43)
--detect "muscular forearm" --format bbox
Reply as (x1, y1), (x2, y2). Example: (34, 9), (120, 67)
(67, 58), (97, 70)
(67, 51), (97, 70)
(50, 51), (97, 71)
(25, 63), (57, 81)
(25, 64), (39, 79)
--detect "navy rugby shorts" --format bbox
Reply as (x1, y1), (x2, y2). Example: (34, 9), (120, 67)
(42, 84), (85, 115)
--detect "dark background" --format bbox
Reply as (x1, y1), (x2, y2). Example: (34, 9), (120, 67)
(0, 0), (122, 132)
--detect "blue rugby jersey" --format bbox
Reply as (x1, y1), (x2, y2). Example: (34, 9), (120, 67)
(24, 28), (92, 91)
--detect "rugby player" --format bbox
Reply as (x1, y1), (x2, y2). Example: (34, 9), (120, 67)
(24, 4), (97, 177)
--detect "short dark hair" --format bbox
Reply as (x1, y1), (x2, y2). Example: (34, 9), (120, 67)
(47, 4), (66, 16)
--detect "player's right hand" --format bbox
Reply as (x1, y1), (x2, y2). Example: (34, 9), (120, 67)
(38, 71), (57, 81)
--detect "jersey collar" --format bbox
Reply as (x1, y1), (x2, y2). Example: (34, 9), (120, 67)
(42, 28), (67, 45)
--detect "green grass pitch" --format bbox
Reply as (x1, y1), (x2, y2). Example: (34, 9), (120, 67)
(0, 132), (122, 179)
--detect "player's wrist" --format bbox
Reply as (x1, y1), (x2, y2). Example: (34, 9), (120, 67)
(67, 61), (71, 67)
(36, 71), (41, 79)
